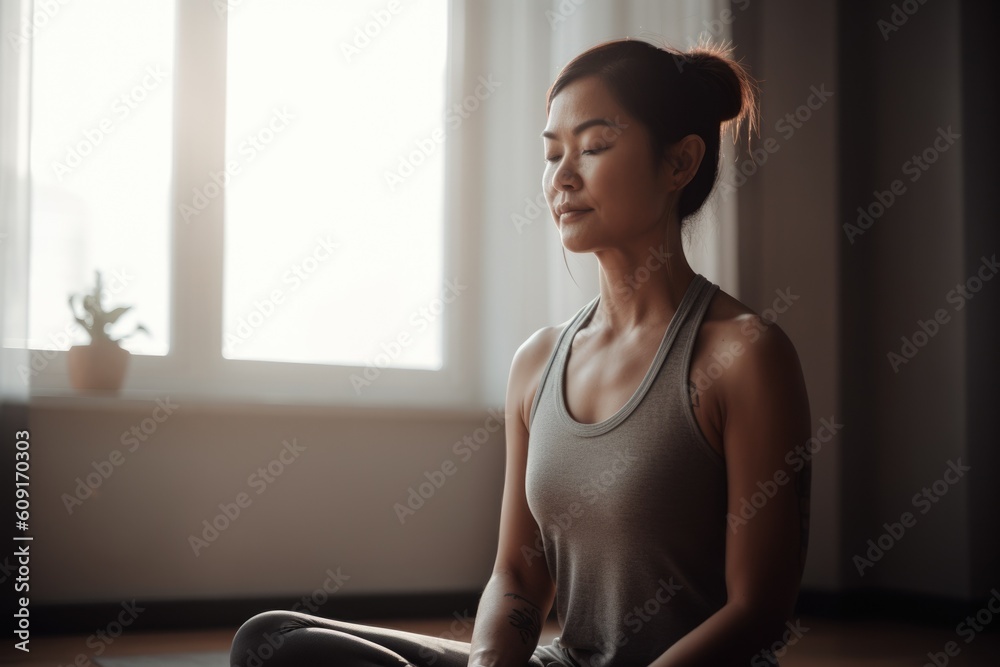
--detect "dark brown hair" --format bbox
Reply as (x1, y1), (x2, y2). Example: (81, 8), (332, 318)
(546, 37), (760, 224)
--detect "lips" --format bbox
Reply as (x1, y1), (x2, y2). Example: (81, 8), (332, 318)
(556, 204), (593, 216)
(559, 209), (591, 221)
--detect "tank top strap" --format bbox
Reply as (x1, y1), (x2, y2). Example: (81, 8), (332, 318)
(675, 275), (720, 364)
(527, 293), (600, 429)
(527, 274), (714, 431)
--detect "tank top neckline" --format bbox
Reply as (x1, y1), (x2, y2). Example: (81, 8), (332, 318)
(555, 273), (707, 437)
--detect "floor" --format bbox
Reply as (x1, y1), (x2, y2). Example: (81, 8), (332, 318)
(10, 614), (1000, 666)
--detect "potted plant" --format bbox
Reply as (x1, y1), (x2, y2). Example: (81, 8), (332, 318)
(66, 270), (149, 392)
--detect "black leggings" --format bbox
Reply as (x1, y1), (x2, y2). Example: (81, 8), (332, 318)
(229, 610), (580, 667)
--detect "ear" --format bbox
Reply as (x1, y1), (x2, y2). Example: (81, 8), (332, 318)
(662, 134), (706, 192)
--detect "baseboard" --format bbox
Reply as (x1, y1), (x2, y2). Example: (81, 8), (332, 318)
(32, 590), (484, 636)
(31, 586), (1000, 636)
(795, 587), (1000, 628)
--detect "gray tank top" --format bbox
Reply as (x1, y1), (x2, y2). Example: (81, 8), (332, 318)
(525, 273), (731, 667)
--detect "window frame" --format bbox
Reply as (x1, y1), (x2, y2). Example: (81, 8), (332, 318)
(27, 0), (478, 410)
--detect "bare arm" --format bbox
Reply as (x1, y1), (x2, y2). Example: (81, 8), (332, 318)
(468, 572), (550, 667)
(468, 328), (559, 667)
(648, 317), (812, 666)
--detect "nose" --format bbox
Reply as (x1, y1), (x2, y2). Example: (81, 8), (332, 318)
(551, 163), (580, 192)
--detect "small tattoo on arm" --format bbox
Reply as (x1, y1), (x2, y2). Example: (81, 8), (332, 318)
(689, 380), (701, 408)
(504, 593), (541, 644)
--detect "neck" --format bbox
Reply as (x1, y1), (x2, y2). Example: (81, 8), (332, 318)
(592, 218), (695, 333)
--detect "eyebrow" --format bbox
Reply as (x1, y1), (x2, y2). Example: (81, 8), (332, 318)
(540, 118), (621, 139)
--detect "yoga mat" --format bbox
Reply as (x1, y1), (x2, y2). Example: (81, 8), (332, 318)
(95, 651), (229, 667)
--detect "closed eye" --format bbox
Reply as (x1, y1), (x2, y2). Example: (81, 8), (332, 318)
(544, 146), (609, 163)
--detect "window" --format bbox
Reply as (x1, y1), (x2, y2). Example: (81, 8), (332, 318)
(220, 0), (447, 368)
(29, 0), (174, 356)
(27, 0), (459, 404)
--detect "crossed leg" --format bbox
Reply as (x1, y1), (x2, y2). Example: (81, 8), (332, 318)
(229, 610), (567, 667)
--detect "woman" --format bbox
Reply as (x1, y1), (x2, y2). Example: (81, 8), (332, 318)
(230, 37), (811, 667)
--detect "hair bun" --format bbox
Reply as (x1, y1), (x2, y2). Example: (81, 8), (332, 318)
(680, 44), (759, 140)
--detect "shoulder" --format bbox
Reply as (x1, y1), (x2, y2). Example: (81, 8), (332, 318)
(699, 286), (807, 407)
(507, 309), (582, 429)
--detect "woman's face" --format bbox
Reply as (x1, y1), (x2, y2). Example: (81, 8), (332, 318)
(541, 75), (673, 254)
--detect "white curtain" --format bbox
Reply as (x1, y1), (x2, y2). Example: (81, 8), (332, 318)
(463, 0), (739, 405)
(0, 0), (32, 408)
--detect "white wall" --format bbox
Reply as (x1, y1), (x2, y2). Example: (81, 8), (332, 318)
(31, 399), (505, 602)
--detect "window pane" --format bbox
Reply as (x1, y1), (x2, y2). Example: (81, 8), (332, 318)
(29, 0), (174, 356)
(222, 0), (447, 369)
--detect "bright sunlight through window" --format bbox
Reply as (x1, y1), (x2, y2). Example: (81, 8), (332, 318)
(29, 0), (174, 356)
(221, 0), (448, 369)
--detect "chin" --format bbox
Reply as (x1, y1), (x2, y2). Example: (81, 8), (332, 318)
(557, 215), (618, 252)
(558, 231), (599, 255)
